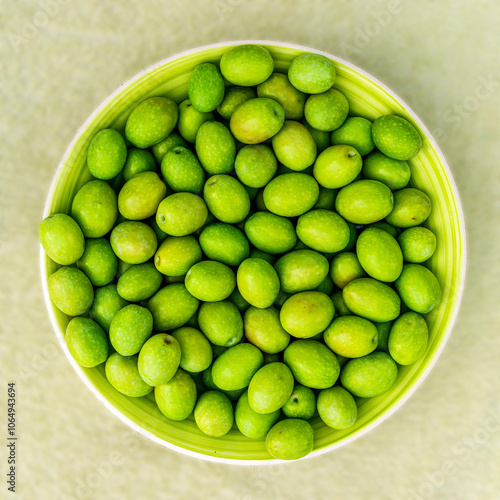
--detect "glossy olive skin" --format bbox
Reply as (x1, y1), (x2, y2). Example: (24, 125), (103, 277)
(331, 290), (352, 317)
(343, 278), (401, 322)
(211, 343), (264, 391)
(317, 386), (358, 430)
(198, 301), (243, 347)
(248, 362), (294, 414)
(388, 312), (428, 365)
(40, 214), (85, 265)
(122, 148), (156, 182)
(156, 193), (208, 237)
(71, 180), (118, 238)
(274, 250), (329, 293)
(385, 188), (432, 228)
(395, 264), (442, 314)
(87, 129), (127, 179)
(147, 284), (199, 331)
(48, 267), (94, 316)
(265, 419), (314, 460)
(151, 133), (186, 164)
(125, 97), (178, 149)
(90, 284), (129, 333)
(324, 315), (378, 358)
(154, 236), (202, 277)
(220, 44), (274, 86)
(313, 145), (362, 189)
(77, 238), (118, 287)
(162, 146), (205, 194)
(194, 391), (234, 437)
(362, 151), (411, 190)
(257, 73), (306, 119)
(330, 252), (366, 289)
(304, 88), (349, 132)
(336, 180), (394, 225)
(263, 173), (319, 217)
(280, 292), (335, 339)
(237, 258), (280, 309)
(272, 120), (317, 171)
(138, 333), (181, 386)
(203, 175), (250, 224)
(217, 87), (256, 120)
(371, 115), (422, 161)
(230, 98), (285, 144)
(356, 227), (403, 282)
(284, 339), (340, 389)
(397, 227), (437, 263)
(288, 53), (336, 94)
(331, 117), (375, 156)
(196, 121), (236, 174)
(235, 144), (277, 188)
(235, 391), (280, 439)
(244, 306), (290, 354)
(282, 384), (316, 420)
(244, 212), (297, 255)
(155, 369), (197, 421)
(199, 223), (250, 266)
(188, 62), (225, 112)
(66, 317), (109, 368)
(110, 222), (157, 264)
(109, 304), (153, 356)
(341, 351), (398, 398)
(185, 261), (236, 302)
(296, 209), (350, 253)
(118, 171), (167, 220)
(105, 353), (152, 398)
(171, 327), (213, 373)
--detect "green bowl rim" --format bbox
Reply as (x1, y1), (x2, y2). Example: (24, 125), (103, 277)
(40, 40), (467, 465)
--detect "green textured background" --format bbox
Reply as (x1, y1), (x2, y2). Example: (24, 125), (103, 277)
(1, 1), (499, 499)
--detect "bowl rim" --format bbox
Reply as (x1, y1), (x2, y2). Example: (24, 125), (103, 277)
(40, 39), (467, 465)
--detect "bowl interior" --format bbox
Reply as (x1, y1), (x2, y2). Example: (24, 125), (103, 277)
(41, 41), (466, 463)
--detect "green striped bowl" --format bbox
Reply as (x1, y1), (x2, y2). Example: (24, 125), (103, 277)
(41, 41), (466, 463)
